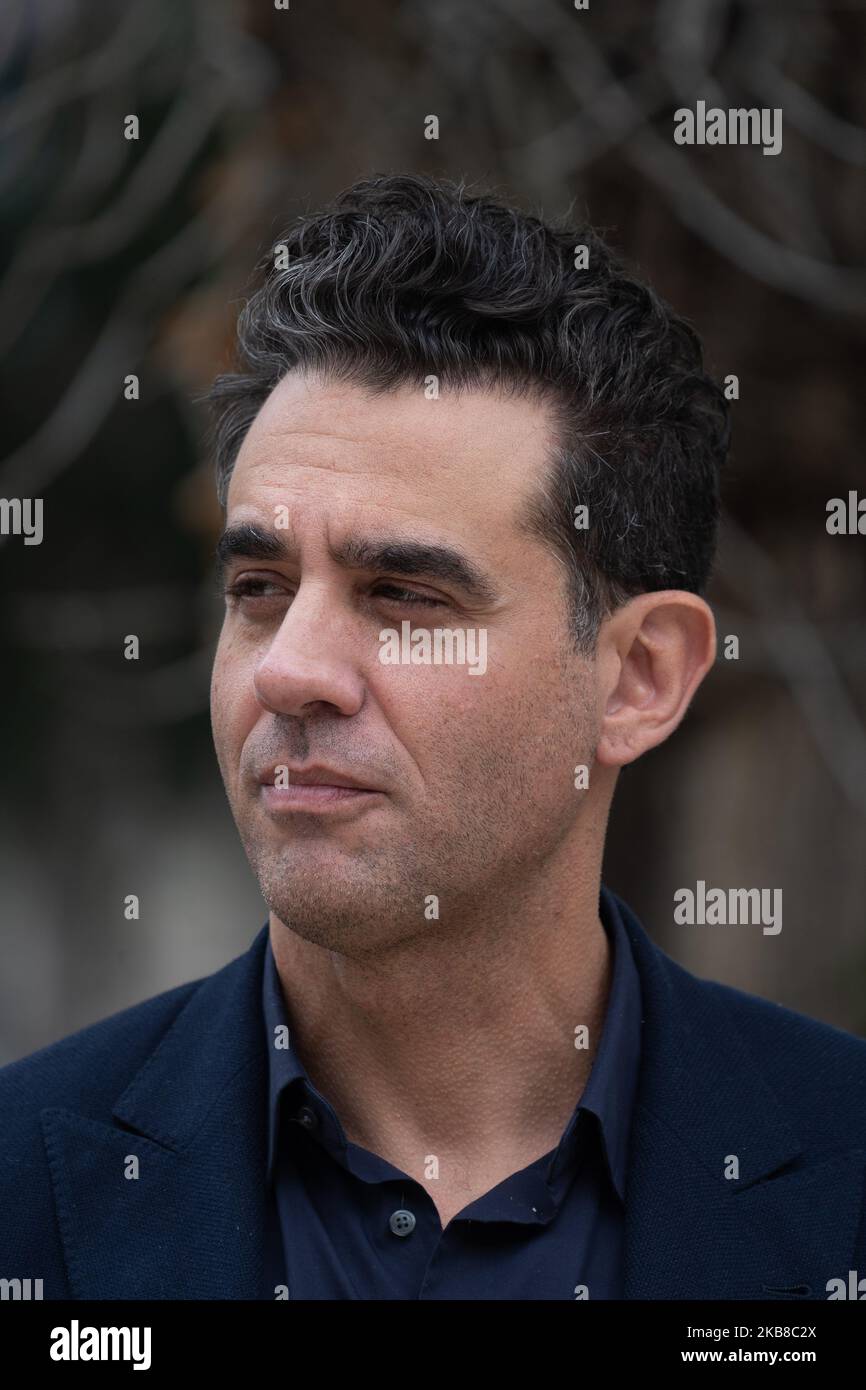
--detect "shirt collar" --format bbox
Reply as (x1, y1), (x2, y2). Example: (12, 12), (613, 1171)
(571, 884), (643, 1201)
(262, 883), (642, 1200)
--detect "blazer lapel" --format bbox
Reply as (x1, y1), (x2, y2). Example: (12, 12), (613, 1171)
(42, 926), (271, 1300)
(617, 897), (865, 1300)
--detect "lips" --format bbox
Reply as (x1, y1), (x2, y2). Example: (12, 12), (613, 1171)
(257, 761), (384, 816)
(258, 763), (381, 793)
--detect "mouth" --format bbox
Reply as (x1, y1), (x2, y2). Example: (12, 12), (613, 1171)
(257, 763), (385, 815)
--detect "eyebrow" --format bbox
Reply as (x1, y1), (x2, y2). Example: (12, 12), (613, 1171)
(215, 522), (501, 605)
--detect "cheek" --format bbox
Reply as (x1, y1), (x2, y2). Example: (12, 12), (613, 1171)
(211, 632), (258, 764)
(438, 660), (588, 772)
(374, 662), (515, 772)
(377, 661), (484, 712)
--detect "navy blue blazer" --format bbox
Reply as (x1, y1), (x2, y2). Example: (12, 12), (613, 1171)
(2, 889), (865, 1300)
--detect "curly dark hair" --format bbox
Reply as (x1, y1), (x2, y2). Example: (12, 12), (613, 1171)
(205, 172), (730, 649)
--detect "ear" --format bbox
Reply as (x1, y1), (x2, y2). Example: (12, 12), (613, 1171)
(595, 591), (716, 768)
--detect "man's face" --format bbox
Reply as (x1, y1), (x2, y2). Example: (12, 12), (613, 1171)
(211, 369), (602, 955)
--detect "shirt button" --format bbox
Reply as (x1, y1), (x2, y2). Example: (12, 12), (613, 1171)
(295, 1105), (318, 1131)
(389, 1209), (416, 1237)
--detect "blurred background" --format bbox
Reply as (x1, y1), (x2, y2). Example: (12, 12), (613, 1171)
(1, 0), (865, 1063)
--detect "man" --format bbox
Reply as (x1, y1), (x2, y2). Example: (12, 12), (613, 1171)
(2, 173), (864, 1301)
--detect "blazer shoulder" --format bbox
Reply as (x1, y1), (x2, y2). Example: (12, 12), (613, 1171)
(694, 971), (866, 1141)
(699, 971), (866, 1057)
(0, 975), (203, 1127)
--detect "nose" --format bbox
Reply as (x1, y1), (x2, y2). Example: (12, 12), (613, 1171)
(253, 581), (366, 718)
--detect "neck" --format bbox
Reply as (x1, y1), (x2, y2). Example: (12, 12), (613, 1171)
(269, 854), (612, 1179)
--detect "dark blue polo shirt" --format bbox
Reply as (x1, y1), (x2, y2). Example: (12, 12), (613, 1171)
(262, 885), (642, 1299)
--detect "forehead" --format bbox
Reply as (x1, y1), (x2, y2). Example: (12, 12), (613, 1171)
(225, 370), (556, 544)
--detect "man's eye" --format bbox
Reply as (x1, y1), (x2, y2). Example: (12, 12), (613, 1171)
(374, 584), (445, 607)
(223, 578), (446, 609)
(224, 577), (286, 602)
